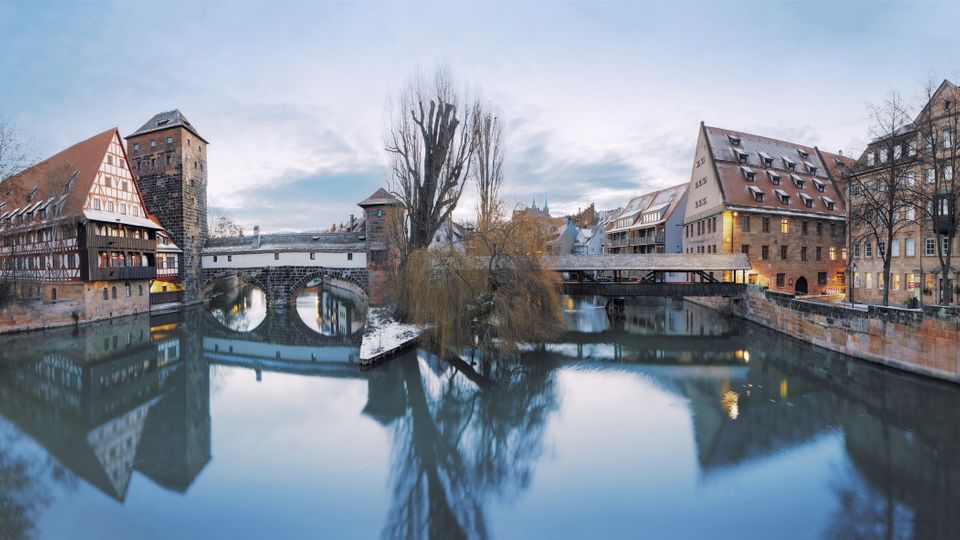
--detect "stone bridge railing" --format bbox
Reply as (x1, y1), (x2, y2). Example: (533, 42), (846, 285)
(199, 266), (368, 308)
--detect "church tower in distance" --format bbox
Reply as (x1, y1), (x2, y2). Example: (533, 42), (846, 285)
(126, 110), (208, 298)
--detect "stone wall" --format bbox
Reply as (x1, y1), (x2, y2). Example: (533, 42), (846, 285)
(0, 279), (150, 333)
(200, 266), (369, 308)
(691, 285), (960, 383)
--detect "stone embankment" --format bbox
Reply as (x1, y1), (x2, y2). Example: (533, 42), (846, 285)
(690, 286), (960, 383)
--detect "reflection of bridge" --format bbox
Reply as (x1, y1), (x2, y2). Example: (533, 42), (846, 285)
(544, 253), (751, 297)
(203, 336), (362, 380)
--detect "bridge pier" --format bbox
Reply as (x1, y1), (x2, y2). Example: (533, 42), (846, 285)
(200, 266), (369, 309)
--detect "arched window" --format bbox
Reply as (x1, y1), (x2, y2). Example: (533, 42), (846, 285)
(138, 284), (144, 296)
(103, 287), (109, 300)
(51, 287), (57, 301)
(111, 286), (117, 299)
(125, 282), (131, 297)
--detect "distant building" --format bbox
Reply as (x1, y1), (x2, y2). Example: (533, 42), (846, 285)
(0, 128), (167, 319)
(513, 197), (551, 219)
(606, 184), (688, 254)
(428, 218), (468, 252)
(682, 123), (849, 294)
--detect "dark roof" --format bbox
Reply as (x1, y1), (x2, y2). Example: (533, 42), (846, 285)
(125, 110), (208, 143)
(203, 231), (366, 255)
(357, 188), (402, 207)
(0, 128), (116, 221)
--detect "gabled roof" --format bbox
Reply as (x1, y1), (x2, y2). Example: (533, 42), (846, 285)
(0, 128), (116, 220)
(702, 125), (846, 218)
(125, 110), (208, 144)
(357, 188), (402, 207)
(607, 183), (688, 232)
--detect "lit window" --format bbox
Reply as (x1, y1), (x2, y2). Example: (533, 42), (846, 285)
(780, 218), (789, 234)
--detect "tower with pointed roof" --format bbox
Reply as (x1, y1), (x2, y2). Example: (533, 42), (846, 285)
(125, 110), (208, 298)
(357, 188), (403, 302)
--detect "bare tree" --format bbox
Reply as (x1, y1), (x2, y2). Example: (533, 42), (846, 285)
(848, 92), (917, 306)
(472, 105), (503, 234)
(386, 66), (477, 251)
(912, 79), (960, 304)
(0, 120), (29, 183)
(209, 215), (242, 238)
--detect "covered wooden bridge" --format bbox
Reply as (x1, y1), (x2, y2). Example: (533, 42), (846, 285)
(542, 253), (752, 298)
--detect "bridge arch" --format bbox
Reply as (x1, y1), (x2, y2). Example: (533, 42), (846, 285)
(289, 269), (368, 301)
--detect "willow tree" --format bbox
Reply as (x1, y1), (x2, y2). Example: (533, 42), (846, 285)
(386, 67), (477, 251)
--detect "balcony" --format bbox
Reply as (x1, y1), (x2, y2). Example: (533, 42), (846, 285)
(87, 234), (156, 252)
(88, 266), (157, 281)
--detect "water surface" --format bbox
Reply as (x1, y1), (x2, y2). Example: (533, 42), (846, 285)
(0, 289), (957, 539)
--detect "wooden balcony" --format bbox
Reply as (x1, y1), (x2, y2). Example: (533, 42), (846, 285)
(87, 234), (156, 252)
(87, 266), (157, 281)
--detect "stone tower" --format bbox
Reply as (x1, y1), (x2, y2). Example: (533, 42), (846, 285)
(357, 188), (403, 303)
(126, 111), (208, 299)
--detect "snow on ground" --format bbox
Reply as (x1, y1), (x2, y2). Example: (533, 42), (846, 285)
(360, 307), (423, 363)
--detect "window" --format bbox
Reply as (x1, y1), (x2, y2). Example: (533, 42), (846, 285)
(816, 222), (822, 236)
(944, 129), (953, 149)
(817, 272), (827, 286)
(905, 171), (916, 186)
(815, 246), (822, 261)
(783, 156), (796, 170)
(802, 221), (808, 235)
(943, 237), (951, 256)
(799, 193), (814, 208)
(761, 245), (770, 260)
(376, 209), (384, 218)
(347, 252), (354, 261)
(780, 245), (788, 260)
(865, 272), (873, 289)
(213, 255), (218, 262)
(94, 199), (101, 210)
(791, 174), (804, 189)
(740, 215), (750, 232)
(139, 284), (144, 296)
(926, 169), (936, 184)
(800, 246), (808, 261)
(865, 241), (873, 257)
(879, 148), (888, 163)
(892, 273), (901, 290)
(167, 136), (174, 144)
(310, 252), (316, 260)
(906, 273), (918, 289)
(741, 244), (750, 255)
(891, 238), (900, 257)
(125, 283), (131, 298)
(728, 135), (741, 145)
(150, 140), (157, 149)
(759, 152), (773, 167)
(878, 241), (885, 258)
(905, 237), (915, 256)
(111, 286), (117, 299)
(51, 287), (57, 300)
(103, 287), (109, 300)
(133, 143), (139, 152)
(108, 201), (115, 212)
(925, 237), (935, 256)
(274, 252), (280, 260)
(104, 175), (111, 188)
(762, 217), (770, 233)
(878, 272), (885, 290)
(829, 246), (836, 261)
(841, 248), (847, 260)
(853, 242), (861, 258)
(867, 152), (876, 166)
(797, 149), (808, 159)
(893, 145), (902, 160)
(741, 166), (756, 181)
(812, 179), (825, 192)
(780, 218), (789, 234)
(768, 171), (781, 185)
(946, 165), (954, 181)
(776, 273), (785, 288)
(775, 190), (790, 205)
(748, 186), (764, 202)
(227, 255), (232, 262)
(907, 139), (917, 156)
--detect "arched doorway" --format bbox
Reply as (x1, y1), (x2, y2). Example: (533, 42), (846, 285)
(795, 276), (808, 295)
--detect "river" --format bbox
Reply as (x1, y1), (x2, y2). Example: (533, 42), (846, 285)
(0, 285), (957, 539)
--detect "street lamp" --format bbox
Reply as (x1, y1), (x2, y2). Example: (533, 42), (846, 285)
(731, 211), (738, 283)
(849, 261), (857, 305)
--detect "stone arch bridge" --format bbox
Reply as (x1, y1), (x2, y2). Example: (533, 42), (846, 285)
(200, 232), (369, 308)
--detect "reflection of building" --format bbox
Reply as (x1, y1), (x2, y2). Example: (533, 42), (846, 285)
(0, 315), (210, 501)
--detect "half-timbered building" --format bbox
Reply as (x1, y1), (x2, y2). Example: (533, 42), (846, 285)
(0, 128), (168, 321)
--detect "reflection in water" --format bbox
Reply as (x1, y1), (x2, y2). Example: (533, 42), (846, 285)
(295, 285), (368, 336)
(207, 278), (267, 332)
(0, 294), (957, 538)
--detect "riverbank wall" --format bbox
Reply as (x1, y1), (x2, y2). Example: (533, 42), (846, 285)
(690, 286), (960, 383)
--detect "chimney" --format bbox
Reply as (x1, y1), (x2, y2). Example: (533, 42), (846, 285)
(838, 149), (843, 156)
(253, 225), (261, 249)
(349, 214), (355, 224)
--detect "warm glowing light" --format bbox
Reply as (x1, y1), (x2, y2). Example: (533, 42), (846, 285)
(779, 379), (789, 400)
(721, 390), (740, 420)
(565, 297), (575, 310)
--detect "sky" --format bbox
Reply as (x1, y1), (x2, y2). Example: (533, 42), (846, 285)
(2, 0), (960, 232)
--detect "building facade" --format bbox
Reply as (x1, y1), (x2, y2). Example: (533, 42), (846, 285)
(605, 183), (688, 254)
(125, 110), (208, 299)
(847, 80), (960, 305)
(682, 124), (850, 295)
(0, 128), (165, 321)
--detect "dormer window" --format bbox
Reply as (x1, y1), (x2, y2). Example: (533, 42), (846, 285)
(748, 186), (764, 202)
(728, 135), (741, 146)
(799, 193), (814, 208)
(741, 166), (756, 181)
(821, 196), (835, 211)
(733, 148), (748, 164)
(797, 149), (809, 159)
(804, 162), (818, 175)
(812, 178), (826, 192)
(767, 171), (781, 185)
(867, 152), (876, 166)
(782, 156), (796, 171)
(758, 151), (773, 167)
(774, 189), (790, 205)
(791, 174), (805, 189)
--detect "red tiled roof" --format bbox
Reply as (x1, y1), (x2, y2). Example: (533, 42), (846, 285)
(0, 128), (116, 220)
(705, 125), (846, 218)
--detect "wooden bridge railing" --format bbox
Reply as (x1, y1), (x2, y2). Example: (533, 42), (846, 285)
(561, 281), (746, 298)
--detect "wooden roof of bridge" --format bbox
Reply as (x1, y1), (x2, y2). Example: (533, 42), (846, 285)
(543, 253), (752, 272)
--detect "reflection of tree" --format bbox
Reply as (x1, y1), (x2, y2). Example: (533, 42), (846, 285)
(380, 353), (559, 540)
(208, 283), (266, 332)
